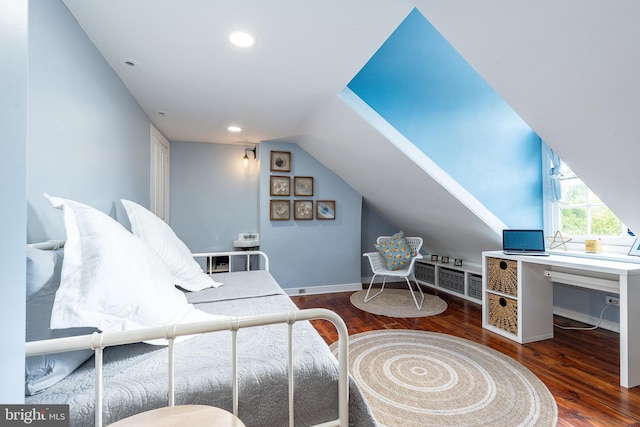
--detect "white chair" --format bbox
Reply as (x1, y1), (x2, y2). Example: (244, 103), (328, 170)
(363, 236), (424, 309)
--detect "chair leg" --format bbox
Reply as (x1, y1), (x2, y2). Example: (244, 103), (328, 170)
(364, 275), (386, 303)
(404, 274), (424, 310)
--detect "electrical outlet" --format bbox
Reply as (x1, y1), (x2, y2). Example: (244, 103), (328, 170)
(298, 288), (306, 294)
(606, 295), (620, 306)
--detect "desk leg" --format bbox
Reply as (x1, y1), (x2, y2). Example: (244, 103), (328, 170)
(620, 273), (640, 388)
(520, 262), (554, 343)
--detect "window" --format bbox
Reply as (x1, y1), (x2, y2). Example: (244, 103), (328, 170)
(552, 161), (628, 244)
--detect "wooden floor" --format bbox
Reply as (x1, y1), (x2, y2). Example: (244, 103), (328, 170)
(292, 284), (640, 427)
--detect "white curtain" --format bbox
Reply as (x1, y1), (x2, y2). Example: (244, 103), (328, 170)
(545, 144), (562, 202)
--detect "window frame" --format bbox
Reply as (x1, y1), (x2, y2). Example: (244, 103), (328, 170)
(542, 148), (632, 251)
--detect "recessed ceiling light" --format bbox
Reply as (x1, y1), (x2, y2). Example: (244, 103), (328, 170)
(229, 31), (255, 48)
(228, 125), (242, 132)
(119, 57), (141, 68)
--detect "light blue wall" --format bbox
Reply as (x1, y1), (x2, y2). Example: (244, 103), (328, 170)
(554, 284), (619, 324)
(0, 0), (28, 403)
(259, 142), (363, 289)
(348, 8), (543, 229)
(21, 0), (152, 403)
(361, 200), (399, 278)
(170, 142), (259, 252)
(170, 140), (363, 289)
(27, 0), (151, 242)
(4, 0), (152, 402)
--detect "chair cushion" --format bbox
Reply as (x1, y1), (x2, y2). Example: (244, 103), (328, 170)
(375, 231), (414, 271)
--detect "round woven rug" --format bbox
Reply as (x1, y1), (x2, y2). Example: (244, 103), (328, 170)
(332, 330), (557, 427)
(350, 289), (447, 317)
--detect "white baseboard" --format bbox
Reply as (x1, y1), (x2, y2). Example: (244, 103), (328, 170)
(285, 282), (362, 296)
(553, 306), (620, 333)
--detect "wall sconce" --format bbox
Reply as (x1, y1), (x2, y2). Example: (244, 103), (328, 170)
(243, 146), (257, 168)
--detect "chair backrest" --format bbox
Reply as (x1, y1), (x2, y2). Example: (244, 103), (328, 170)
(376, 236), (423, 257)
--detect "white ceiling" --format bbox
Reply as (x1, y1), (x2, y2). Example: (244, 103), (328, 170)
(62, 0), (640, 260)
(62, 0), (414, 144)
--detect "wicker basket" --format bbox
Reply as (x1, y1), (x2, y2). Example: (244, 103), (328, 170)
(488, 293), (518, 335)
(487, 257), (518, 296)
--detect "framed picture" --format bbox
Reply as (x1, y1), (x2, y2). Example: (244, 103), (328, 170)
(316, 200), (335, 220)
(270, 175), (290, 196)
(454, 259), (463, 266)
(294, 200), (313, 220)
(629, 237), (640, 256)
(294, 176), (314, 196)
(430, 255), (439, 262)
(270, 200), (290, 220)
(441, 256), (449, 264)
(270, 151), (291, 172)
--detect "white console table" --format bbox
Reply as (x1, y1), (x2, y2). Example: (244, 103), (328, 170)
(482, 250), (640, 388)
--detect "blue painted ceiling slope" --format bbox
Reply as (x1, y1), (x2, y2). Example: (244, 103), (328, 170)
(347, 8), (542, 229)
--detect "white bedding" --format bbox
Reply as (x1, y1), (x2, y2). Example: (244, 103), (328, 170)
(26, 269), (377, 427)
(26, 196), (376, 426)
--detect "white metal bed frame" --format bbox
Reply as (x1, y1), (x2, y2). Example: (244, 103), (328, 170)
(25, 246), (350, 427)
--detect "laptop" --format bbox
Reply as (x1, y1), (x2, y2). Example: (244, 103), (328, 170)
(502, 229), (549, 256)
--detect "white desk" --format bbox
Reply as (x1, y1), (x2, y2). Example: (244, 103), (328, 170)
(482, 250), (640, 388)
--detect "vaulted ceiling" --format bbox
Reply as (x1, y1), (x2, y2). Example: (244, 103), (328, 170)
(62, 0), (640, 261)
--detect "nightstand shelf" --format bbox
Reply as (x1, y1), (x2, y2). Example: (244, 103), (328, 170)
(206, 255), (229, 273)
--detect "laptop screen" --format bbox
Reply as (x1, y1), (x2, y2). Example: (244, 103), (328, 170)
(502, 229), (546, 252)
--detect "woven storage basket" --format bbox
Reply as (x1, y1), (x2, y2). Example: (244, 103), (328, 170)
(468, 274), (483, 300)
(487, 257), (518, 296)
(488, 293), (518, 335)
(439, 268), (465, 294)
(415, 262), (435, 284)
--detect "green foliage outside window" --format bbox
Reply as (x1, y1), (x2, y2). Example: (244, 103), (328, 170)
(591, 207), (624, 236)
(558, 163), (624, 239)
(561, 208), (586, 235)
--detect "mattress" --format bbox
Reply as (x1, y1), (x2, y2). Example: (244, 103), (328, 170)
(26, 270), (376, 427)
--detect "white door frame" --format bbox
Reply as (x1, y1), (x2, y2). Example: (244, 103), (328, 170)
(150, 124), (170, 222)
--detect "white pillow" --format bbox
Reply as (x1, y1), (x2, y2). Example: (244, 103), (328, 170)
(121, 199), (221, 291)
(45, 195), (219, 343)
(26, 246), (57, 298)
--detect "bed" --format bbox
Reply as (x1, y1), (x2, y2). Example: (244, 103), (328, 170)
(24, 196), (377, 426)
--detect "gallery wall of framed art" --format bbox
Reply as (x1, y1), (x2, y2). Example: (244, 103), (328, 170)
(268, 151), (335, 221)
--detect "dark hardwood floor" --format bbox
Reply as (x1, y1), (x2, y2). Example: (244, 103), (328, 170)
(292, 284), (640, 427)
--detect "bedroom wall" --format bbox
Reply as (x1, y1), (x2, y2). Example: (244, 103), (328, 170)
(26, 0), (151, 243)
(0, 0), (28, 403)
(348, 8), (543, 229)
(361, 200), (401, 279)
(169, 142), (259, 252)
(169, 140), (390, 287)
(347, 8), (619, 329)
(259, 141), (363, 291)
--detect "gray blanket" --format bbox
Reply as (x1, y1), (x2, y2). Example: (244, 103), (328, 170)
(184, 270), (284, 303)
(26, 271), (376, 427)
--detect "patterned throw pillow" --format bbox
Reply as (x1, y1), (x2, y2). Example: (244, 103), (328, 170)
(375, 231), (414, 271)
